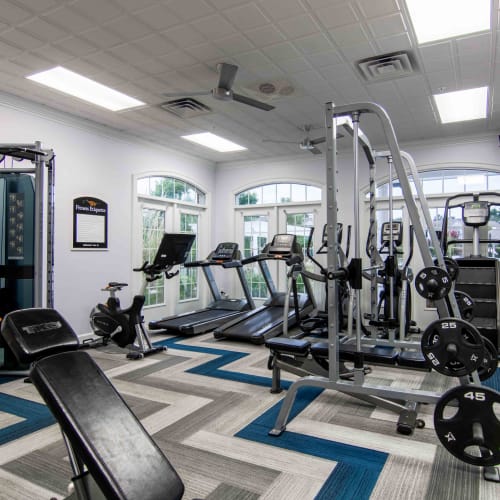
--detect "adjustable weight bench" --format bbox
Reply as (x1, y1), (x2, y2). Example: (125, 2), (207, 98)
(1, 308), (185, 500)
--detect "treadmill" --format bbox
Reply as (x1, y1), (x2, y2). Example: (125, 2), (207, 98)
(213, 234), (315, 345)
(149, 242), (255, 335)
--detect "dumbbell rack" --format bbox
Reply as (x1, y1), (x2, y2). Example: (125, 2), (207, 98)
(454, 258), (500, 353)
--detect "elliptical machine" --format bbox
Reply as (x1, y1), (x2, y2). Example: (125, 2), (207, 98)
(90, 233), (195, 359)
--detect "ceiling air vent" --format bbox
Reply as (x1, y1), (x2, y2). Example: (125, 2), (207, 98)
(160, 98), (212, 119)
(356, 51), (417, 82)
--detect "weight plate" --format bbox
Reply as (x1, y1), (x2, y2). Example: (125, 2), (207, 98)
(477, 337), (498, 382)
(434, 257), (460, 281)
(421, 318), (485, 377)
(434, 384), (500, 467)
(415, 266), (452, 300)
(454, 290), (475, 321)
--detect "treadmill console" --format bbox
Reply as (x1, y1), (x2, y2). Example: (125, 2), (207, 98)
(381, 221), (403, 246)
(463, 201), (489, 227)
(212, 242), (238, 261)
(268, 234), (297, 256)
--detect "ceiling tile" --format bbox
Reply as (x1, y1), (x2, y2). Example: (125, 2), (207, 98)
(114, 0), (158, 11)
(0, 0), (33, 24)
(263, 42), (302, 63)
(244, 25), (285, 47)
(293, 33), (334, 55)
(275, 57), (313, 74)
(45, 5), (97, 33)
(305, 0), (346, 9)
(134, 4), (181, 31)
(376, 32), (412, 53)
(456, 33), (491, 66)
(318, 62), (355, 81)
(191, 14), (237, 40)
(207, 0), (249, 9)
(132, 58), (170, 76)
(167, 0), (215, 22)
(0, 28), (43, 50)
(394, 75), (429, 98)
(133, 34), (176, 57)
(109, 44), (150, 65)
(356, 0), (400, 19)
(105, 14), (152, 41)
(224, 3), (269, 31)
(419, 42), (454, 73)
(14, 0), (59, 12)
(278, 14), (320, 39)
(184, 42), (227, 63)
(0, 38), (23, 58)
(18, 17), (69, 43)
(53, 36), (98, 58)
(367, 12), (406, 39)
(164, 25), (207, 48)
(315, 3), (358, 30)
(258, 0), (306, 22)
(307, 50), (343, 68)
(426, 70), (457, 93)
(233, 50), (274, 70)
(460, 62), (492, 87)
(159, 50), (199, 70)
(212, 34), (254, 55)
(79, 27), (123, 49)
(72, 0), (125, 22)
(330, 23), (370, 47)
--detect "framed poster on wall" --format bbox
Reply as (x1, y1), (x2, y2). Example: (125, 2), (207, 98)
(73, 197), (108, 250)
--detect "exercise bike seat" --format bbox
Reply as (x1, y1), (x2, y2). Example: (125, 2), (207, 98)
(1, 308), (185, 500)
(106, 282), (128, 289)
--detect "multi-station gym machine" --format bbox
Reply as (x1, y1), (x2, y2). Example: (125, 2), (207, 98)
(268, 102), (499, 482)
(0, 142), (55, 375)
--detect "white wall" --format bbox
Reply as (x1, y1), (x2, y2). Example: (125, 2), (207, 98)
(0, 94), (215, 334)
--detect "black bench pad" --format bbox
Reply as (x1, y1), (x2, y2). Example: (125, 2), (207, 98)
(339, 343), (399, 365)
(397, 350), (429, 369)
(1, 308), (79, 364)
(265, 337), (311, 355)
(30, 350), (184, 500)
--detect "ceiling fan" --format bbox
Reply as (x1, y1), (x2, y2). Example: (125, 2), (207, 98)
(162, 63), (274, 111)
(263, 125), (343, 155)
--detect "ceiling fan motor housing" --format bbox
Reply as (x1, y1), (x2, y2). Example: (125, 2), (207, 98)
(212, 87), (233, 101)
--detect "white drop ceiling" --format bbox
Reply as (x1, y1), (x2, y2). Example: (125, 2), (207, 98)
(0, 0), (499, 163)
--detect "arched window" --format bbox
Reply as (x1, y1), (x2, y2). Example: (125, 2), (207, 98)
(236, 183), (321, 205)
(136, 175), (206, 310)
(138, 176), (205, 204)
(235, 182), (323, 299)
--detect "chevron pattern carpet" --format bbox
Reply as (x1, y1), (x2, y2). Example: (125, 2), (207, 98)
(0, 332), (498, 500)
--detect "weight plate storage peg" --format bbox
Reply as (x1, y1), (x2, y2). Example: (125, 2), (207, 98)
(434, 384), (500, 467)
(421, 318), (485, 377)
(415, 266), (452, 300)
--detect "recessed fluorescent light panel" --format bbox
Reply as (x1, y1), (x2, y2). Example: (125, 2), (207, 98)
(182, 132), (247, 152)
(406, 0), (491, 44)
(26, 66), (145, 111)
(433, 86), (488, 124)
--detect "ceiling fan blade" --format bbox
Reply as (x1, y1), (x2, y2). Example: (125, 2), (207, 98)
(217, 63), (238, 90)
(310, 136), (326, 146)
(162, 91), (210, 97)
(233, 93), (275, 111)
(263, 139), (298, 144)
(309, 146), (322, 155)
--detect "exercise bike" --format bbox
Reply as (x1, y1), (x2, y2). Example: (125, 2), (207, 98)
(89, 233), (195, 359)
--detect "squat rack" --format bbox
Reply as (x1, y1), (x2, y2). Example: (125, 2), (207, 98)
(0, 142), (55, 308)
(270, 102), (466, 436)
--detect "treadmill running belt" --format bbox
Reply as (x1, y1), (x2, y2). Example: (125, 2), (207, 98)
(220, 306), (286, 338)
(153, 309), (240, 331)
